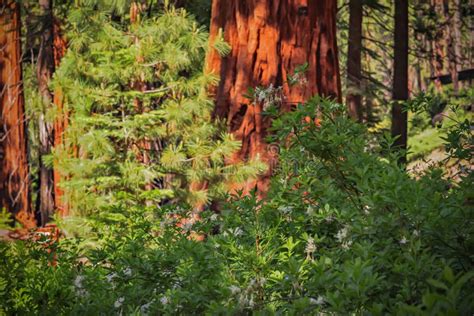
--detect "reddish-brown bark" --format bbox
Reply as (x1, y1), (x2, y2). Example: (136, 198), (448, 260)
(207, 0), (341, 194)
(52, 18), (68, 217)
(0, 1), (35, 228)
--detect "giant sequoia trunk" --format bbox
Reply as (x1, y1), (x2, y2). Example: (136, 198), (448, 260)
(391, 0), (409, 164)
(0, 1), (35, 228)
(346, 0), (363, 122)
(36, 0), (55, 225)
(207, 0), (341, 193)
(52, 18), (68, 216)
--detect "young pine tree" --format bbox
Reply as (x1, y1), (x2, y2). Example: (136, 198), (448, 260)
(53, 3), (263, 216)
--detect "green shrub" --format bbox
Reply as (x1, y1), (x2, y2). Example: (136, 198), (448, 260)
(1, 97), (472, 314)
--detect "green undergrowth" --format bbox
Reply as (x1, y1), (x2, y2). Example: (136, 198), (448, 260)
(1, 98), (472, 315)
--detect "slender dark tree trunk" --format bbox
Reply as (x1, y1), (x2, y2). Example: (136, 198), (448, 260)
(391, 0), (409, 164)
(346, 0), (363, 121)
(363, 45), (374, 124)
(431, 0), (446, 91)
(36, 0), (55, 225)
(447, 0), (462, 93)
(207, 0), (341, 194)
(0, 1), (35, 228)
(471, 0), (474, 69)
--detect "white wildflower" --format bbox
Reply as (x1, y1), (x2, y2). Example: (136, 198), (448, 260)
(74, 275), (85, 289)
(74, 275), (89, 297)
(106, 273), (117, 283)
(341, 240), (353, 250)
(309, 295), (325, 305)
(248, 298), (255, 308)
(413, 230), (420, 237)
(336, 227), (349, 242)
(160, 296), (169, 305)
(123, 267), (132, 277)
(363, 205), (371, 215)
(400, 236), (408, 244)
(278, 205), (293, 214)
(306, 205), (315, 216)
(233, 227), (243, 237)
(256, 88), (267, 102)
(305, 237), (316, 255)
(210, 213), (219, 221)
(114, 297), (125, 308)
(76, 288), (88, 297)
(249, 278), (257, 287)
(140, 301), (153, 314)
(238, 295), (249, 307)
(229, 285), (241, 295)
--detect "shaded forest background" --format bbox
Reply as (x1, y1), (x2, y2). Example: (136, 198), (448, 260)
(0, 0), (473, 314)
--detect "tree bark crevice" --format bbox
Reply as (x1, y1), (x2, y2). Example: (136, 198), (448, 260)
(207, 0), (341, 194)
(36, 0), (56, 225)
(0, 1), (35, 228)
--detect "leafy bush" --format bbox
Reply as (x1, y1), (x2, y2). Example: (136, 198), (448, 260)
(1, 98), (472, 314)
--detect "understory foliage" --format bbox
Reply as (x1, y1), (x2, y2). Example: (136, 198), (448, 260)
(52, 4), (261, 215)
(1, 98), (472, 315)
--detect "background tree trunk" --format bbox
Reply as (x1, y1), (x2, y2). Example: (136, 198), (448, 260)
(429, 0), (446, 91)
(346, 0), (363, 122)
(0, 1), (35, 228)
(207, 0), (341, 194)
(52, 18), (68, 216)
(36, 0), (55, 225)
(391, 0), (409, 164)
(447, 0), (461, 93)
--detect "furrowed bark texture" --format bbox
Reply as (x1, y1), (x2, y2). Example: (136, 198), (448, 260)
(207, 0), (341, 193)
(430, 0), (447, 91)
(447, 0), (462, 92)
(52, 18), (68, 216)
(346, 0), (363, 121)
(391, 0), (409, 164)
(36, 0), (55, 225)
(0, 1), (35, 228)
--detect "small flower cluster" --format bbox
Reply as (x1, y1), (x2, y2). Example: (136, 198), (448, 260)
(309, 295), (325, 306)
(234, 277), (267, 309)
(336, 227), (353, 250)
(305, 237), (317, 260)
(74, 275), (88, 298)
(114, 297), (125, 309)
(254, 84), (284, 110)
(222, 227), (244, 238)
